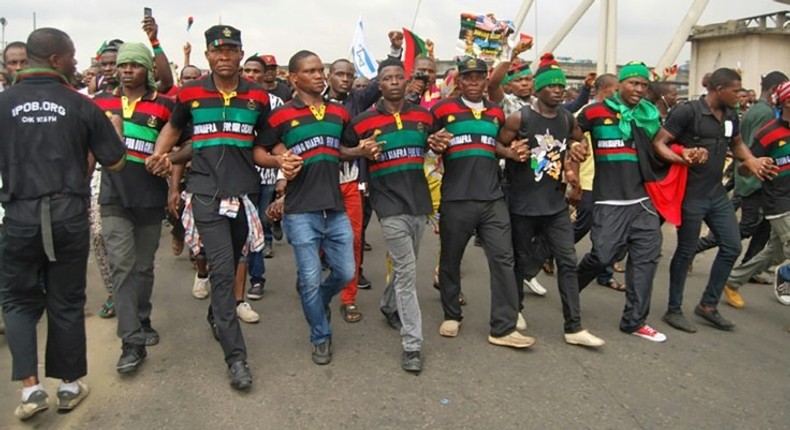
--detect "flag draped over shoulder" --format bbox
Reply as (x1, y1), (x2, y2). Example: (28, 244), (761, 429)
(402, 27), (426, 79)
(350, 18), (379, 80)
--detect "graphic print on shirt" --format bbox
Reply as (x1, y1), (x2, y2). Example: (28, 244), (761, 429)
(531, 128), (566, 181)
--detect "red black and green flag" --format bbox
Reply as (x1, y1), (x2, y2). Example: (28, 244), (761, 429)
(402, 27), (426, 79)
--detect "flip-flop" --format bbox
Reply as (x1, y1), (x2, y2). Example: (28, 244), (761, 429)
(340, 304), (362, 323)
(98, 297), (116, 318)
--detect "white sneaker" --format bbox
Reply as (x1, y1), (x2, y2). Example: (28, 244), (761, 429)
(439, 320), (461, 337)
(488, 331), (536, 348)
(192, 274), (210, 299)
(774, 264), (790, 306)
(564, 329), (605, 347)
(236, 302), (260, 323)
(630, 324), (667, 343)
(523, 277), (547, 296)
(516, 313), (528, 331)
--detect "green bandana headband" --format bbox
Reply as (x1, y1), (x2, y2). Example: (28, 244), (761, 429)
(116, 42), (157, 91)
(502, 65), (531, 86)
(619, 61), (650, 82)
(533, 66), (566, 92)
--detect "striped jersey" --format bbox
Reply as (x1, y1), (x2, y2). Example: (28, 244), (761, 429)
(169, 75), (271, 198)
(94, 89), (174, 208)
(261, 97), (349, 214)
(577, 102), (647, 202)
(344, 101), (433, 217)
(752, 117), (790, 216)
(431, 97), (505, 202)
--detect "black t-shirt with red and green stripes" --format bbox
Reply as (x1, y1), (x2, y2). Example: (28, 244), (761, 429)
(169, 75), (271, 198)
(431, 97), (505, 202)
(94, 89), (175, 208)
(261, 97), (349, 214)
(577, 102), (647, 202)
(751, 117), (790, 216)
(343, 100), (433, 218)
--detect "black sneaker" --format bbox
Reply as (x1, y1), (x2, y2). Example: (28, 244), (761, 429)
(358, 271), (372, 290)
(116, 343), (146, 374)
(247, 281), (265, 300)
(262, 242), (273, 259)
(662, 310), (697, 333)
(380, 307), (402, 330)
(694, 305), (735, 331)
(401, 350), (422, 373)
(141, 327), (160, 346)
(140, 319), (159, 346)
(228, 361), (253, 391)
(271, 221), (283, 241)
(312, 340), (332, 365)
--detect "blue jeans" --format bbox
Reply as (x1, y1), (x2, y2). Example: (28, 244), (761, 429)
(283, 210), (355, 345)
(779, 263), (790, 283)
(248, 184), (275, 284)
(669, 194), (741, 310)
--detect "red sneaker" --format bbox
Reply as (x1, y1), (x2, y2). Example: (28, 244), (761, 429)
(631, 324), (667, 343)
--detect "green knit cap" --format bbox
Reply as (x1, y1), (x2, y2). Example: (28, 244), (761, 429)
(533, 53), (566, 92)
(619, 61), (650, 82)
(117, 42), (157, 91)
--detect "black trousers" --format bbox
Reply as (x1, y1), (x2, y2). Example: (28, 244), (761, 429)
(511, 209), (582, 333)
(439, 199), (518, 337)
(696, 190), (771, 264)
(192, 194), (252, 366)
(1, 214), (90, 381)
(577, 201), (661, 333)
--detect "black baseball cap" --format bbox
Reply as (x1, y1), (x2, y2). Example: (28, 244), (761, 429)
(457, 57), (487, 75)
(205, 25), (242, 47)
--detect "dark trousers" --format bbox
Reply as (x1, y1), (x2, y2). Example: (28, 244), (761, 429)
(573, 191), (616, 284)
(669, 194), (741, 310)
(101, 205), (162, 345)
(192, 195), (252, 366)
(511, 210), (582, 333)
(577, 201), (661, 333)
(439, 199), (518, 337)
(1, 215), (90, 381)
(696, 190), (770, 264)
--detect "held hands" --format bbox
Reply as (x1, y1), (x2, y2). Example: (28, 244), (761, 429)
(280, 150), (304, 180)
(509, 138), (530, 162)
(265, 196), (285, 222)
(680, 147), (708, 165)
(358, 135), (382, 161)
(145, 153), (172, 177)
(428, 128), (452, 154)
(744, 156), (778, 181)
(568, 141), (588, 163)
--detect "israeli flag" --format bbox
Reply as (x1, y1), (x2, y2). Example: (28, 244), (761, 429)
(350, 17), (378, 79)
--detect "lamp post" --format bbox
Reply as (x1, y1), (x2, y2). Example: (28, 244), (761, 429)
(1, 17), (7, 50)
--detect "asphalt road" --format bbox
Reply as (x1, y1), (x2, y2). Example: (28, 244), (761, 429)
(1, 221), (788, 430)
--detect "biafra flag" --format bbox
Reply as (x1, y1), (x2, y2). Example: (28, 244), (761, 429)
(402, 27), (426, 79)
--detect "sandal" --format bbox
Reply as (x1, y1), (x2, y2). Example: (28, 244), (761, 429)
(613, 262), (626, 273)
(600, 279), (626, 292)
(340, 303), (362, 323)
(99, 296), (116, 318)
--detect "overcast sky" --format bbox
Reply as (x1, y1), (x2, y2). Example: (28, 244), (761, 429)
(1, 0), (785, 70)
